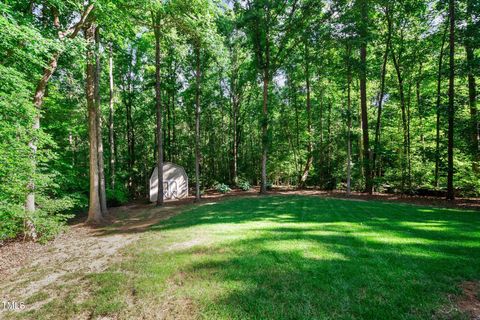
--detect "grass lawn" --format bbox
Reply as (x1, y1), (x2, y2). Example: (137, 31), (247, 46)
(21, 196), (480, 319)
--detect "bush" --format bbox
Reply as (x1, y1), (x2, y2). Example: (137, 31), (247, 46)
(216, 183), (232, 194)
(106, 187), (129, 207)
(0, 204), (24, 243)
(237, 180), (251, 191)
(29, 210), (72, 243)
(0, 195), (75, 244)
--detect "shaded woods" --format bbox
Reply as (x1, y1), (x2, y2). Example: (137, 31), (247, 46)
(0, 0), (479, 239)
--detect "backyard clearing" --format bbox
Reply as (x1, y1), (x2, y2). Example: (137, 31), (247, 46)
(1, 194), (480, 319)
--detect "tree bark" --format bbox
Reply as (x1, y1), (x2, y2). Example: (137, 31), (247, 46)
(125, 50), (135, 195)
(260, 66), (269, 194)
(373, 7), (391, 182)
(446, 0), (455, 200)
(153, 12), (164, 206)
(28, 4), (94, 212)
(25, 3), (94, 238)
(392, 50), (409, 193)
(299, 39), (313, 187)
(85, 22), (103, 224)
(465, 0), (479, 172)
(358, 0), (372, 194)
(260, 27), (270, 195)
(416, 63), (425, 160)
(229, 44), (240, 185)
(194, 45), (201, 201)
(108, 43), (115, 190)
(346, 44), (353, 196)
(232, 96), (239, 185)
(435, 23), (448, 187)
(25, 52), (60, 219)
(94, 27), (108, 214)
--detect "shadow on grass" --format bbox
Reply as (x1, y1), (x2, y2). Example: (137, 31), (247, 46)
(137, 196), (480, 319)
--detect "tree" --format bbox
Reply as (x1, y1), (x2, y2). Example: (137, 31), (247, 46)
(26, 2), (94, 212)
(446, 0), (455, 200)
(152, 5), (164, 206)
(372, 6), (392, 183)
(357, 0), (372, 194)
(239, 0), (302, 194)
(85, 20), (104, 224)
(345, 43), (353, 196)
(435, 23), (448, 188)
(94, 27), (108, 214)
(108, 43), (116, 190)
(464, 0), (479, 172)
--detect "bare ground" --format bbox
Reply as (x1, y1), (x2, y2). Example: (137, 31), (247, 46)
(0, 201), (193, 317)
(1, 189), (479, 318)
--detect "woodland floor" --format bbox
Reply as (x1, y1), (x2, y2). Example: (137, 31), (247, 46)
(1, 190), (480, 319)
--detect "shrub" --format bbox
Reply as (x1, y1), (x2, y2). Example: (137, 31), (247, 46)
(0, 195), (75, 244)
(216, 183), (232, 194)
(106, 187), (129, 207)
(237, 180), (251, 191)
(0, 203), (24, 243)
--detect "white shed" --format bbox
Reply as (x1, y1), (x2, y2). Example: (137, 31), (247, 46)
(150, 162), (188, 202)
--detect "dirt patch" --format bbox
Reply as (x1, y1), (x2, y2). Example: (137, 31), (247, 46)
(436, 281), (480, 320)
(457, 281), (480, 319)
(0, 203), (190, 317)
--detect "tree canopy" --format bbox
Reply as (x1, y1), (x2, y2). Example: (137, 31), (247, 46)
(0, 0), (479, 240)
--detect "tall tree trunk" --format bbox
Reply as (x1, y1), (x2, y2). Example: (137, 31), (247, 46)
(24, 52), (60, 240)
(194, 45), (201, 201)
(416, 63), (425, 160)
(359, 0), (372, 194)
(326, 101), (332, 185)
(153, 13), (164, 206)
(108, 43), (115, 190)
(407, 82), (412, 190)
(125, 52), (135, 195)
(435, 24), (448, 187)
(446, 0), (455, 200)
(171, 79), (177, 162)
(259, 16), (271, 194)
(465, 0), (479, 172)
(299, 39), (313, 187)
(85, 22), (103, 224)
(26, 3), (94, 217)
(166, 77), (172, 162)
(373, 7), (391, 183)
(392, 50), (409, 193)
(229, 44), (239, 185)
(260, 65), (269, 194)
(232, 97), (239, 185)
(346, 44), (353, 196)
(94, 27), (108, 214)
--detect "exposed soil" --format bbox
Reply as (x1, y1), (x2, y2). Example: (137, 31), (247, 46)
(457, 281), (480, 320)
(0, 189), (479, 317)
(0, 201), (192, 316)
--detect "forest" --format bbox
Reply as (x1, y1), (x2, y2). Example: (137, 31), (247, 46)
(1, 0), (479, 241)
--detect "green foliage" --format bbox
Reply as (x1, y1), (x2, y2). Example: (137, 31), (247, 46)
(215, 183), (232, 194)
(106, 187), (129, 207)
(237, 179), (251, 191)
(0, 195), (74, 243)
(1, 0), (480, 245)
(0, 204), (25, 243)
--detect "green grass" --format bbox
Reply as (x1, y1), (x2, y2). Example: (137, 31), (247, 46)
(21, 196), (480, 319)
